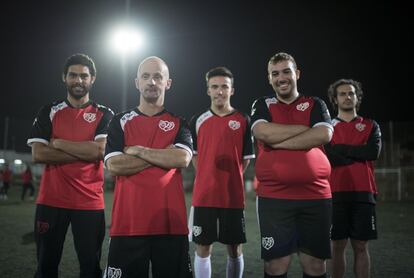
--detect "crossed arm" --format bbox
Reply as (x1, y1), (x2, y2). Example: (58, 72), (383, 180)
(106, 145), (192, 176)
(325, 134), (381, 166)
(31, 138), (106, 164)
(192, 156), (250, 172)
(252, 122), (332, 150)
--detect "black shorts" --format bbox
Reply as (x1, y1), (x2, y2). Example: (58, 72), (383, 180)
(105, 235), (193, 278)
(35, 205), (105, 277)
(189, 206), (246, 245)
(331, 202), (378, 241)
(257, 197), (332, 260)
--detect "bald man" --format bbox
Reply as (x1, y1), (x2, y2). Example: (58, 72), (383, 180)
(104, 56), (194, 277)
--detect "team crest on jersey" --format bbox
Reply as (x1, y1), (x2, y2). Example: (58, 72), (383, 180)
(355, 123), (366, 132)
(37, 221), (49, 234)
(262, 237), (274, 250)
(228, 120), (241, 130)
(296, 102), (309, 111)
(193, 226), (202, 237)
(83, 113), (96, 123)
(106, 267), (122, 278)
(159, 120), (175, 132)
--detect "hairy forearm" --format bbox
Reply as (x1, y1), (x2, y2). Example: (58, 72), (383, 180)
(51, 139), (105, 162)
(270, 126), (332, 150)
(253, 122), (309, 144)
(106, 154), (151, 176)
(32, 142), (78, 164)
(125, 145), (191, 169)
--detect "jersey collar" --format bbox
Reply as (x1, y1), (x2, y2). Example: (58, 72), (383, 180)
(134, 107), (166, 117)
(209, 108), (237, 117)
(64, 99), (92, 109)
(275, 93), (302, 105)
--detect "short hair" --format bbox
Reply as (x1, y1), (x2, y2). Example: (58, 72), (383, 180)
(63, 53), (96, 77)
(205, 66), (234, 87)
(327, 79), (364, 112)
(268, 52), (297, 70)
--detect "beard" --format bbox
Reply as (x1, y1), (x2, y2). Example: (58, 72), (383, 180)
(275, 87), (294, 101)
(339, 101), (356, 112)
(276, 89), (293, 99)
(273, 81), (294, 98)
(67, 83), (91, 100)
(340, 106), (355, 112)
(141, 87), (161, 103)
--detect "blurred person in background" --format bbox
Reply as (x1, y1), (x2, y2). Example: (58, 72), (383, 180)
(21, 165), (35, 201)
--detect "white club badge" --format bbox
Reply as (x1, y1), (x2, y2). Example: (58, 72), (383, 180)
(193, 226), (202, 237)
(107, 267), (122, 278)
(159, 120), (175, 132)
(355, 123), (366, 132)
(262, 237), (275, 250)
(228, 120), (241, 130)
(296, 102), (310, 111)
(83, 113), (96, 123)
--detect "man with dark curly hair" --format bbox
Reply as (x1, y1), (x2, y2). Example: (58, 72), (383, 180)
(325, 79), (382, 278)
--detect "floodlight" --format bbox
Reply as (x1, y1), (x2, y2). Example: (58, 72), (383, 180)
(110, 27), (145, 55)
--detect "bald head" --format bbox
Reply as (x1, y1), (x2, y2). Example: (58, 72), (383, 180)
(135, 56), (172, 105)
(137, 56), (169, 79)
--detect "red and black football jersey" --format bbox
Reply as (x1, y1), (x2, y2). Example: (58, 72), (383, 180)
(22, 170), (32, 184)
(104, 108), (193, 236)
(251, 94), (333, 200)
(1, 168), (12, 183)
(325, 116), (381, 203)
(190, 109), (255, 208)
(27, 100), (114, 209)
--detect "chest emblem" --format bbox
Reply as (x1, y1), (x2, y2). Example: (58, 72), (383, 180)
(355, 123), (366, 132)
(228, 120), (241, 130)
(83, 113), (96, 123)
(296, 102), (309, 111)
(159, 120), (175, 132)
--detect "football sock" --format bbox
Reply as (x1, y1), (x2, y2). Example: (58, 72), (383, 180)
(226, 254), (244, 278)
(194, 253), (211, 278)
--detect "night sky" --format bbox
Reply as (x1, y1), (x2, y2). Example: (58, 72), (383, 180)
(1, 1), (409, 152)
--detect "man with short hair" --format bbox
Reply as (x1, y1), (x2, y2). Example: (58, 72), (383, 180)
(325, 79), (381, 278)
(189, 66), (254, 278)
(251, 52), (333, 278)
(104, 56), (193, 278)
(28, 53), (114, 277)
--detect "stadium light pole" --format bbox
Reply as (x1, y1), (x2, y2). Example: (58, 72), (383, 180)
(109, 26), (145, 111)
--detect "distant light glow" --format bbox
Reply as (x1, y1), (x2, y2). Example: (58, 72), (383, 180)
(110, 26), (145, 55)
(0, 158), (5, 164)
(14, 159), (23, 165)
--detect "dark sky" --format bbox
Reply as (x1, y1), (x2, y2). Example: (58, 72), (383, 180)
(1, 0), (410, 152)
